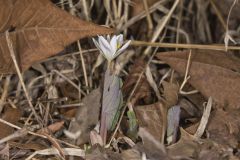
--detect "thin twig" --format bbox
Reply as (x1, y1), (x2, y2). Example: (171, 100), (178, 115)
(0, 117), (79, 148)
(0, 75), (11, 113)
(77, 41), (89, 94)
(5, 31), (42, 125)
(179, 50), (198, 95)
(26, 147), (85, 160)
(131, 40), (240, 51)
(142, 0), (153, 32)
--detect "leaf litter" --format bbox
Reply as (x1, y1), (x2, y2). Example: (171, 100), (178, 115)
(0, 0), (240, 159)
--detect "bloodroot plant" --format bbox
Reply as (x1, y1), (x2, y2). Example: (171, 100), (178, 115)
(92, 34), (131, 145)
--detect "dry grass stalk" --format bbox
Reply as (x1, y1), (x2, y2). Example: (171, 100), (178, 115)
(179, 50), (198, 95)
(26, 147), (85, 160)
(194, 97), (213, 138)
(0, 75), (11, 113)
(0, 117), (79, 148)
(77, 41), (89, 94)
(142, 0), (153, 32)
(131, 40), (240, 51)
(5, 31), (42, 125)
(144, 0), (180, 55)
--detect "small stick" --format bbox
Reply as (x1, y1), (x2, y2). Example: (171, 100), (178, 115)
(5, 31), (42, 125)
(131, 40), (240, 51)
(0, 75), (11, 113)
(179, 50), (198, 95)
(142, 0), (153, 32)
(0, 117), (79, 148)
(77, 41), (89, 94)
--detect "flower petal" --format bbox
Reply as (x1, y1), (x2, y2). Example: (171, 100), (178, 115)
(98, 36), (113, 60)
(116, 34), (123, 47)
(92, 38), (102, 52)
(110, 35), (117, 53)
(115, 40), (131, 58)
(93, 38), (111, 60)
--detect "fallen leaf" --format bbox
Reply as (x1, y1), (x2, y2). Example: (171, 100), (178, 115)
(207, 108), (240, 148)
(135, 102), (164, 143)
(38, 121), (64, 134)
(137, 127), (168, 160)
(0, 144), (9, 160)
(48, 121), (64, 133)
(86, 145), (122, 160)
(68, 88), (101, 145)
(162, 81), (179, 107)
(121, 149), (142, 160)
(167, 128), (200, 159)
(0, 107), (21, 139)
(198, 149), (222, 160)
(156, 50), (240, 108)
(90, 130), (103, 146)
(0, 0), (113, 74)
(58, 81), (79, 100)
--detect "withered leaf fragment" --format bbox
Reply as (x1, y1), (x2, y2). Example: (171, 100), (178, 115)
(156, 50), (240, 108)
(135, 102), (164, 143)
(0, 0), (113, 74)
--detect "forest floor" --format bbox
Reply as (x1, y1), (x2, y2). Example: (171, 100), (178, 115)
(0, 0), (240, 159)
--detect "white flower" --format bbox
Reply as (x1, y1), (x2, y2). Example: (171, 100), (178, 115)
(92, 34), (131, 62)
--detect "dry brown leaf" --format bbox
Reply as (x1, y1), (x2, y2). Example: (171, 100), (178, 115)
(135, 102), (164, 143)
(122, 56), (152, 105)
(37, 121), (64, 135)
(58, 82), (79, 100)
(207, 108), (240, 148)
(137, 128), (168, 160)
(68, 88), (101, 145)
(86, 145), (122, 160)
(162, 81), (179, 107)
(121, 149), (141, 160)
(167, 128), (200, 159)
(0, 0), (113, 74)
(0, 107), (21, 139)
(156, 50), (240, 108)
(46, 121), (64, 134)
(0, 144), (9, 160)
